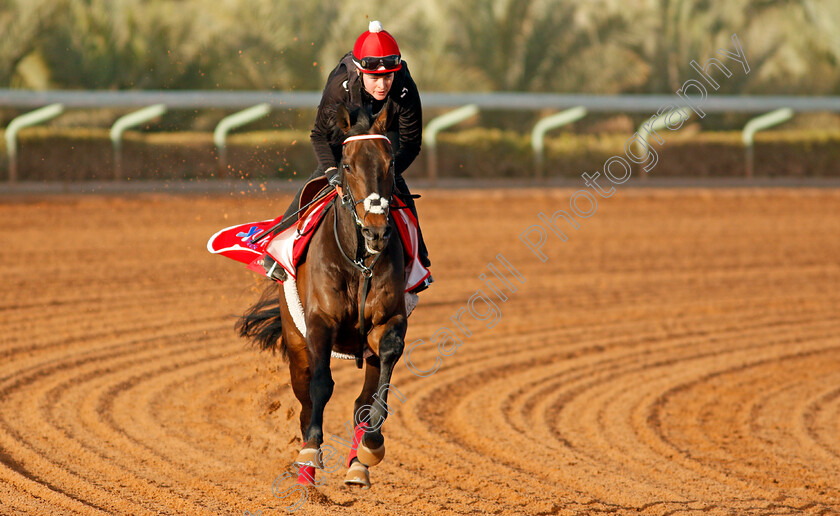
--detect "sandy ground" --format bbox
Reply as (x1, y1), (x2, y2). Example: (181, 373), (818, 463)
(0, 187), (839, 515)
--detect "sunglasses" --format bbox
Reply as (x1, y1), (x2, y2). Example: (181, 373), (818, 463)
(358, 55), (401, 72)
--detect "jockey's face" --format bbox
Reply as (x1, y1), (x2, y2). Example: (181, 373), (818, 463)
(362, 72), (394, 101)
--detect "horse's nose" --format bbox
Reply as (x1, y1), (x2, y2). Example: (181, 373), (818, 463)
(361, 225), (391, 251)
(361, 225), (391, 241)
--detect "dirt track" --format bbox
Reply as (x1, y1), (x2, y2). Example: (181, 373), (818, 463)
(1, 187), (839, 515)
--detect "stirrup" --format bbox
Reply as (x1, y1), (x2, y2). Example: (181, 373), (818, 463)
(409, 275), (433, 294)
(263, 256), (286, 282)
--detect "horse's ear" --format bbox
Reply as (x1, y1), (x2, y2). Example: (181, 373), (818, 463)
(371, 98), (392, 134)
(335, 104), (352, 133)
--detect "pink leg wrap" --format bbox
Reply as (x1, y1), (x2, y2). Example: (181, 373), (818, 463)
(346, 421), (369, 467)
(296, 465), (316, 485)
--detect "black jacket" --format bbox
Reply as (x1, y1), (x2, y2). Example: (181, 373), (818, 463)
(310, 52), (422, 176)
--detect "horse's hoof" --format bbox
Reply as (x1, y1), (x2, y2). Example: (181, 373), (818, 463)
(356, 441), (385, 467)
(294, 447), (323, 469)
(343, 460), (371, 489)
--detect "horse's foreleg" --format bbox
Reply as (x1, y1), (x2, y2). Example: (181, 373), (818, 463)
(354, 353), (381, 416)
(286, 347), (312, 438)
(348, 356), (380, 466)
(301, 320), (334, 455)
(343, 354), (381, 488)
(285, 336), (324, 485)
(357, 315), (406, 466)
(293, 320), (333, 482)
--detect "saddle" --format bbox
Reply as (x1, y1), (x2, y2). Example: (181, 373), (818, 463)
(207, 186), (430, 293)
(296, 176), (332, 226)
(265, 192), (429, 290)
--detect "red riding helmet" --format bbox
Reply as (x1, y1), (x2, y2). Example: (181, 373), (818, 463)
(352, 21), (402, 74)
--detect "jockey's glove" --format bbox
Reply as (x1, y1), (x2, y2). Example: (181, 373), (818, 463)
(325, 166), (340, 187)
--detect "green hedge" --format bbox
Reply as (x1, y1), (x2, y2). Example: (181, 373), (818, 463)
(1, 127), (838, 181)
(423, 128), (840, 178)
(0, 128), (314, 182)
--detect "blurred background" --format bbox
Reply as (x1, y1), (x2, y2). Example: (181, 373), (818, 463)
(1, 0), (838, 182)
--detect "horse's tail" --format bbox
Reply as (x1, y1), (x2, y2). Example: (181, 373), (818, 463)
(235, 282), (288, 359)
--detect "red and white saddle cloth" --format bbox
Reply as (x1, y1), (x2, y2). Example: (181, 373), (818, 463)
(207, 190), (430, 293)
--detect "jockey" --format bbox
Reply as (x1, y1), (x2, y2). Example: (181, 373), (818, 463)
(264, 20), (432, 292)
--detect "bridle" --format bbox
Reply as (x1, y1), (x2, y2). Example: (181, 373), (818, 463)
(333, 133), (395, 277)
(331, 133), (396, 366)
(335, 134), (395, 234)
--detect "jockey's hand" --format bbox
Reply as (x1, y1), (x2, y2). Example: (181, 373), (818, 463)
(325, 167), (340, 187)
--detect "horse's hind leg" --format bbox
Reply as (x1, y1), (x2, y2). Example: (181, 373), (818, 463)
(357, 315), (406, 467)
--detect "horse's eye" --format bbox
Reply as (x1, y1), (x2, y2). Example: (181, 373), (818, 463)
(342, 164), (351, 171)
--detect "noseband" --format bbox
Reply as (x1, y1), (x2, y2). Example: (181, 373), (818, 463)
(337, 134), (395, 228)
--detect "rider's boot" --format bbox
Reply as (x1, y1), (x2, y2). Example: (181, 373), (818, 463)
(262, 255), (286, 282)
(404, 191), (433, 293)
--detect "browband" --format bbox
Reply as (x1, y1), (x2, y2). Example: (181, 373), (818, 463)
(342, 134), (391, 145)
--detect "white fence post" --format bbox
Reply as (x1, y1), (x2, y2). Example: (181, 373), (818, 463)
(742, 108), (793, 179)
(214, 103), (271, 176)
(424, 104), (479, 183)
(531, 106), (587, 179)
(110, 104), (167, 180)
(5, 103), (64, 183)
(634, 108), (691, 181)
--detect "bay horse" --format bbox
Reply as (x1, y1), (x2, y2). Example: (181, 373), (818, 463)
(237, 100), (407, 489)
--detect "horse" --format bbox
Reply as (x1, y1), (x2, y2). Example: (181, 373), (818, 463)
(236, 99), (407, 489)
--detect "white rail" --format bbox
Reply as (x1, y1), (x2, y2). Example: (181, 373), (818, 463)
(2, 90), (839, 112)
